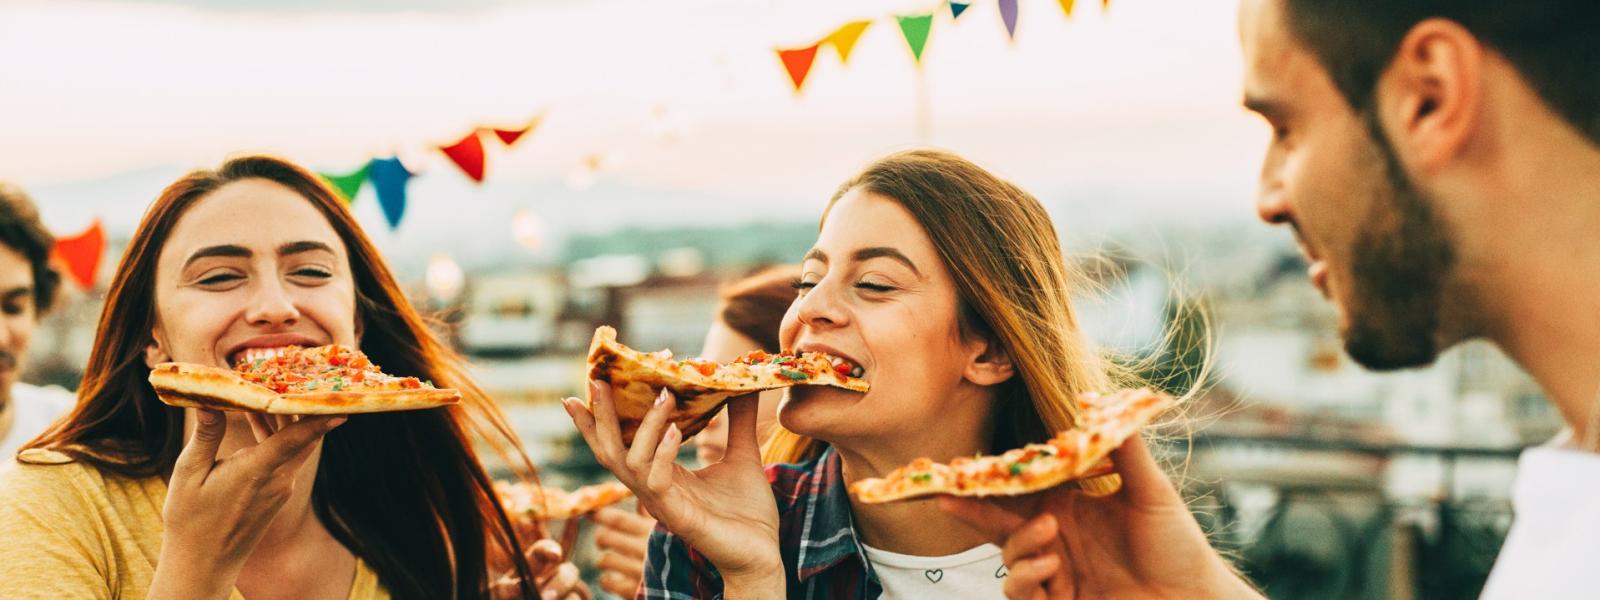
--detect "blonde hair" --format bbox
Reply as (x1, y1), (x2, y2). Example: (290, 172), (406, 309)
(762, 150), (1144, 473)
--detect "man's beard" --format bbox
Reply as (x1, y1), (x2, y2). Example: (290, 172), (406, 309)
(1341, 113), (1459, 371)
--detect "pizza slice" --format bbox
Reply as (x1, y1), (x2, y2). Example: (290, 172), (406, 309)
(148, 344), (460, 414)
(495, 480), (634, 521)
(587, 325), (869, 445)
(850, 388), (1176, 503)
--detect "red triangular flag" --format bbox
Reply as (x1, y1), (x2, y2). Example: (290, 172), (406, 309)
(776, 43), (821, 94)
(438, 130), (487, 183)
(53, 219), (105, 290)
(493, 113), (545, 147)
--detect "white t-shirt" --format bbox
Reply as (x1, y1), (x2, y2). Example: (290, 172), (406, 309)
(861, 542), (1007, 599)
(0, 383), (75, 461)
(1479, 432), (1600, 599)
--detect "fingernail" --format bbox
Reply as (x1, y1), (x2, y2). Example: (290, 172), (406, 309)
(560, 398), (576, 414)
(667, 423), (680, 439)
(542, 590), (556, 600)
(655, 388), (669, 406)
(328, 416), (348, 429)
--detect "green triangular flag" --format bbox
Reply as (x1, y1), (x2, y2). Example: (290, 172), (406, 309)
(896, 13), (934, 63)
(320, 161), (372, 204)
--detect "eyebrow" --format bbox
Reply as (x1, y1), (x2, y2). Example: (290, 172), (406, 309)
(802, 247), (923, 277)
(0, 286), (30, 301)
(182, 240), (336, 269)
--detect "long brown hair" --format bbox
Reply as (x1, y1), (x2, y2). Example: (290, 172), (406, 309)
(763, 149), (1130, 466)
(27, 156), (545, 599)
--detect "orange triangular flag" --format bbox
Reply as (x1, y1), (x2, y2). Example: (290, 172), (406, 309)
(1059, 0), (1076, 17)
(53, 219), (105, 290)
(826, 20), (872, 64)
(493, 113), (545, 147)
(776, 43), (821, 93)
(438, 130), (487, 183)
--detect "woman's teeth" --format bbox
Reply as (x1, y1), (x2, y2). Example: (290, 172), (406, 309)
(830, 356), (865, 378)
(235, 347), (290, 366)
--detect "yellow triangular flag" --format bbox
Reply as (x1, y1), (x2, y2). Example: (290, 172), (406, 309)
(826, 20), (873, 64)
(1059, 0), (1076, 17)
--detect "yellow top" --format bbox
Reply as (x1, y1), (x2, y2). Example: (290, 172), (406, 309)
(0, 449), (386, 600)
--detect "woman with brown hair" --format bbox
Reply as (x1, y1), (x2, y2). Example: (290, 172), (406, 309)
(568, 150), (1251, 598)
(0, 156), (579, 599)
(588, 265), (798, 597)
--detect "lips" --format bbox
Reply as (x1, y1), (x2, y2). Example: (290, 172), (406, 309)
(1308, 261), (1330, 298)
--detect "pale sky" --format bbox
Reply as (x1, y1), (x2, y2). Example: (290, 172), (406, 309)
(2, 0), (1269, 241)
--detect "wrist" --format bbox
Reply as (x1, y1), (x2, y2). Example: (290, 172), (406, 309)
(721, 567), (786, 599)
(1196, 559), (1264, 600)
(151, 541), (239, 600)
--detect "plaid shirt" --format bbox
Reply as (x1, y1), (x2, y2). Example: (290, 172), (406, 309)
(638, 446), (883, 599)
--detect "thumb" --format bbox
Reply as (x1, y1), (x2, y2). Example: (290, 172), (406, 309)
(1107, 434), (1182, 506)
(173, 409), (227, 478)
(721, 393), (760, 459)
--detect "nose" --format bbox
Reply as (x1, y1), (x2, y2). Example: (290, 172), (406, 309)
(792, 277), (848, 333)
(245, 278), (300, 328)
(1255, 146), (1292, 226)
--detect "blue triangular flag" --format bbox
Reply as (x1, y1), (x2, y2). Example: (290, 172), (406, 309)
(368, 156), (413, 230)
(950, 1), (970, 18)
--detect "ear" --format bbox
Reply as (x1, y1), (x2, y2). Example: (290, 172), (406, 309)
(144, 328), (171, 368)
(1377, 17), (1484, 174)
(962, 336), (1016, 387)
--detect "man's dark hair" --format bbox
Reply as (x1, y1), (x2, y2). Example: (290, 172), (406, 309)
(1283, 0), (1600, 146)
(0, 182), (61, 315)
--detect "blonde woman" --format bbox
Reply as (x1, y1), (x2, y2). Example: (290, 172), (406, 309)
(566, 150), (1250, 598)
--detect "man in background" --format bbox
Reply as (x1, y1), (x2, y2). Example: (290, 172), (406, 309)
(0, 182), (75, 460)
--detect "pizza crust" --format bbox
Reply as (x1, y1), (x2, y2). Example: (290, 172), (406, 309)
(850, 388), (1175, 503)
(587, 326), (869, 444)
(148, 361), (460, 415)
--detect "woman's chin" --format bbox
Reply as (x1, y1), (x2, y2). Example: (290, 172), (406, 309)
(778, 386), (867, 439)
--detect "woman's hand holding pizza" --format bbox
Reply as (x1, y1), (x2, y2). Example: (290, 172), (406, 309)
(565, 381), (785, 594)
(149, 410), (345, 599)
(937, 435), (1264, 600)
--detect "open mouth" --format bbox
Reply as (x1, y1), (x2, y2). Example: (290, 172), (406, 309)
(828, 355), (865, 379)
(230, 346), (298, 368)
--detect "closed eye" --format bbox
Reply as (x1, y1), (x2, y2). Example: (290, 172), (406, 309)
(198, 273), (243, 286)
(854, 281), (895, 292)
(291, 268), (332, 279)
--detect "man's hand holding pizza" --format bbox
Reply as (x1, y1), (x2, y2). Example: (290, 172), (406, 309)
(937, 435), (1263, 600)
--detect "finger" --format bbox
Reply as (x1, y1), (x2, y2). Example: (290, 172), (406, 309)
(525, 538), (564, 570)
(644, 424), (682, 494)
(936, 496), (1030, 544)
(1002, 553), (1060, 600)
(598, 571), (638, 597)
(1109, 434), (1182, 505)
(172, 409), (228, 479)
(593, 506), (656, 537)
(999, 514), (1060, 566)
(248, 414), (346, 472)
(538, 562), (580, 600)
(586, 381), (627, 465)
(272, 414), (293, 434)
(625, 389), (674, 473)
(594, 525), (650, 560)
(596, 550), (645, 580)
(245, 412), (272, 443)
(721, 392), (760, 460)
(561, 397), (605, 464)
